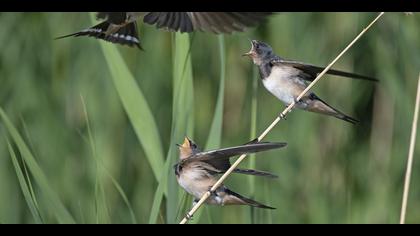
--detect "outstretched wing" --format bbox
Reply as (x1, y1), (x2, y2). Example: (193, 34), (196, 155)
(183, 142), (287, 165)
(143, 12), (272, 34)
(271, 59), (378, 82)
(96, 12), (127, 25)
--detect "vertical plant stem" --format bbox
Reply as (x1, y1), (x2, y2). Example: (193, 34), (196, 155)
(248, 65), (259, 223)
(399, 73), (420, 224)
(183, 35), (226, 224)
(167, 32), (195, 223)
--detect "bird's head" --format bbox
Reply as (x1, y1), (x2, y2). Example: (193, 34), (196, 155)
(242, 39), (274, 66)
(176, 136), (199, 159)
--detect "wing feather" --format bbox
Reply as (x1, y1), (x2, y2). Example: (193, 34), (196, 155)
(272, 59), (378, 82)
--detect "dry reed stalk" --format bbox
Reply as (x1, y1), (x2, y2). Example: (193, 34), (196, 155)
(400, 73), (420, 224)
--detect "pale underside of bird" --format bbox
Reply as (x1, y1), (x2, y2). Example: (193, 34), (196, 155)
(174, 137), (287, 209)
(56, 12), (272, 49)
(244, 40), (378, 124)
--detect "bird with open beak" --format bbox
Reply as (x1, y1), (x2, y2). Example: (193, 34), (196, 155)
(174, 137), (287, 209)
(243, 39), (378, 124)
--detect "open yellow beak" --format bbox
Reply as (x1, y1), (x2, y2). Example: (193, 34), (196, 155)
(176, 137), (191, 147)
(181, 137), (191, 147)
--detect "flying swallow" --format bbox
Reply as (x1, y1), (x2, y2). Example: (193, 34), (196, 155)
(243, 40), (378, 124)
(174, 137), (287, 209)
(56, 12), (272, 50)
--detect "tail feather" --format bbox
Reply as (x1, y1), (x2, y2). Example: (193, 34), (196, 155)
(104, 22), (142, 49)
(55, 21), (111, 39)
(336, 113), (359, 124)
(307, 93), (359, 125)
(233, 168), (278, 178)
(224, 188), (275, 209)
(55, 21), (142, 49)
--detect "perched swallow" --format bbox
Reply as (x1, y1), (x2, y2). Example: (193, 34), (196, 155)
(174, 137), (287, 209)
(56, 12), (272, 50)
(243, 40), (378, 124)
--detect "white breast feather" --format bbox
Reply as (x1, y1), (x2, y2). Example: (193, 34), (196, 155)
(262, 66), (306, 105)
(177, 166), (209, 199)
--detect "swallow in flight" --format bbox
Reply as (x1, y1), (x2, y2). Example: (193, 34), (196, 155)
(56, 12), (272, 49)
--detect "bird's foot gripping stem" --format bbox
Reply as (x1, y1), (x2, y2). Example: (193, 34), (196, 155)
(278, 112), (287, 120)
(294, 97), (304, 104)
(185, 212), (194, 220)
(208, 187), (218, 197)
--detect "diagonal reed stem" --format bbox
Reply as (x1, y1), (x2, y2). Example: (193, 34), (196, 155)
(399, 73), (420, 224)
(180, 12), (385, 224)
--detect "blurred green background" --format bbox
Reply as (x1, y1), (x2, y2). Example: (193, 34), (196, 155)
(0, 12), (419, 224)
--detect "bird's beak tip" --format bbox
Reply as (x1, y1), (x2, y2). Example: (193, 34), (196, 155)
(242, 52), (252, 57)
(181, 137), (191, 147)
(243, 40), (256, 57)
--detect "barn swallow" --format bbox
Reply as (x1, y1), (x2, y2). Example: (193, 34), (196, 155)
(243, 40), (378, 124)
(174, 137), (287, 209)
(56, 12), (272, 50)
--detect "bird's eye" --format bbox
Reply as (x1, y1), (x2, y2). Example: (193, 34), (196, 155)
(192, 144), (197, 149)
(174, 164), (182, 175)
(255, 44), (260, 49)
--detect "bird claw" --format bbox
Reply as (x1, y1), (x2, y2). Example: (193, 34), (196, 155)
(208, 187), (218, 197)
(185, 212), (194, 220)
(278, 112), (287, 120)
